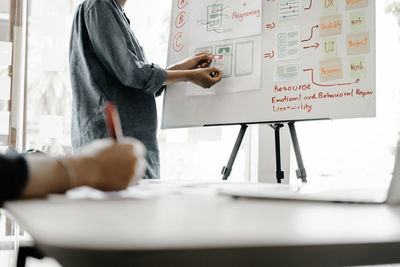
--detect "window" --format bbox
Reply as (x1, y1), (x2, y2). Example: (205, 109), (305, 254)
(25, 0), (80, 155)
(0, 0), (12, 148)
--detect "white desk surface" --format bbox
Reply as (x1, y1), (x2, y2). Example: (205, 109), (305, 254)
(5, 181), (400, 267)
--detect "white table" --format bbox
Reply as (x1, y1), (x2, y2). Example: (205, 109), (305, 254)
(5, 182), (400, 267)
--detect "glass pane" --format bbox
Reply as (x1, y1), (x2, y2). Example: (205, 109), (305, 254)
(25, 0), (79, 155)
(0, 0), (11, 147)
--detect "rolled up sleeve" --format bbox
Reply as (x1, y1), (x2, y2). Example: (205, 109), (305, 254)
(85, 2), (167, 95)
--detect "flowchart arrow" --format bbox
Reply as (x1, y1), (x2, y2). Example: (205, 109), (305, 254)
(302, 25), (319, 42)
(304, 0), (313, 10)
(303, 43), (320, 49)
(265, 22), (276, 30)
(303, 68), (360, 87)
(264, 51), (275, 59)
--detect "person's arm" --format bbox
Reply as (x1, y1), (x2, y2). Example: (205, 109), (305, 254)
(85, 2), (166, 95)
(21, 138), (146, 199)
(167, 52), (213, 71)
(164, 68), (223, 88)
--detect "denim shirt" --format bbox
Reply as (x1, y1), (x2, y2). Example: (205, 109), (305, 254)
(69, 0), (167, 179)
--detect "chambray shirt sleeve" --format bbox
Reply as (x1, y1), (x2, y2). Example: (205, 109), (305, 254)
(85, 2), (167, 95)
(0, 155), (28, 206)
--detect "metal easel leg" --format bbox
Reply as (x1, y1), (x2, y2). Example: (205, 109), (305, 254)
(288, 122), (307, 183)
(222, 124), (248, 180)
(270, 124), (285, 184)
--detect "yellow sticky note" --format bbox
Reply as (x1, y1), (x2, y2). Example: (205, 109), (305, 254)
(350, 11), (366, 33)
(320, 58), (343, 82)
(346, 0), (368, 10)
(322, 0), (337, 15)
(350, 56), (366, 79)
(347, 32), (370, 55)
(320, 15), (342, 37)
(322, 37), (338, 59)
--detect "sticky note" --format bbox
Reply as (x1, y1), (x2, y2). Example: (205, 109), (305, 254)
(346, 0), (368, 10)
(350, 11), (366, 33)
(322, 0), (337, 15)
(216, 44), (233, 78)
(347, 32), (370, 55)
(320, 15), (342, 37)
(320, 58), (343, 82)
(235, 41), (253, 76)
(196, 46), (213, 54)
(322, 37), (338, 59)
(350, 56), (366, 79)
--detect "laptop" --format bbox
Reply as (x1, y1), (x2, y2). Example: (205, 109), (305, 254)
(220, 142), (400, 204)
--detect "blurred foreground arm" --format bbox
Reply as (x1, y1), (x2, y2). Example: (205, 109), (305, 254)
(22, 138), (146, 198)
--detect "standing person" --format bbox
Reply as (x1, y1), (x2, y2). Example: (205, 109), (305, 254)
(69, 0), (222, 179)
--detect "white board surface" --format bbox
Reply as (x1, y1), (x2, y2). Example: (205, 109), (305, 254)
(162, 0), (376, 129)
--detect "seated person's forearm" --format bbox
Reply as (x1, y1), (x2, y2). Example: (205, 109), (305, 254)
(22, 156), (93, 198)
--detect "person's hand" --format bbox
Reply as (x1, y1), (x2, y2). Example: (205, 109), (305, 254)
(168, 52), (212, 70)
(188, 67), (223, 88)
(72, 137), (147, 191)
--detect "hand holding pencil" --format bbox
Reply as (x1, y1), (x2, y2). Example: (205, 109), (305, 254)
(99, 101), (147, 185)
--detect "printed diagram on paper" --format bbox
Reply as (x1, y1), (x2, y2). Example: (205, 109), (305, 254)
(186, 0), (262, 96)
(190, 0), (262, 43)
(186, 36), (262, 97)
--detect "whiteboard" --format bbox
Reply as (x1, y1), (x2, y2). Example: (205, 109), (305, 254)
(162, 0), (376, 129)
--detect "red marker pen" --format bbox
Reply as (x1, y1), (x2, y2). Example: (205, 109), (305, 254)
(104, 101), (123, 142)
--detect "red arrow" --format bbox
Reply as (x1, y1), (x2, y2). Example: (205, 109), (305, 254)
(303, 68), (360, 87)
(304, 0), (312, 10)
(264, 51), (275, 59)
(303, 43), (319, 49)
(265, 22), (276, 30)
(302, 25), (319, 42)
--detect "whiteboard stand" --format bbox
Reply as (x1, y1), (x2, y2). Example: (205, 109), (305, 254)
(270, 123), (285, 184)
(221, 122), (307, 184)
(288, 122), (307, 183)
(222, 124), (248, 180)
